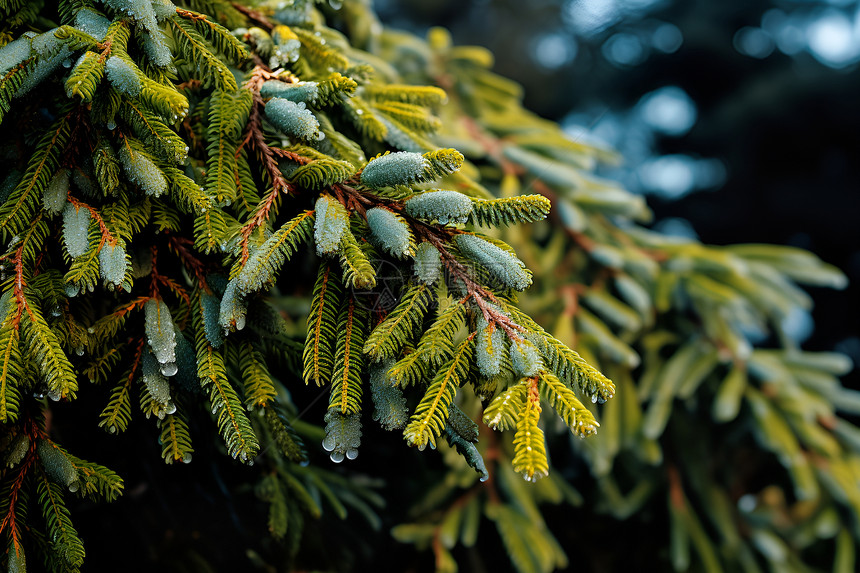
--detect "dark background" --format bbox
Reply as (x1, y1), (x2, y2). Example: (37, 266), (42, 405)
(377, 0), (860, 389)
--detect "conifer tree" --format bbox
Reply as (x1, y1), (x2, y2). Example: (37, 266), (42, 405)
(0, 1), (857, 572)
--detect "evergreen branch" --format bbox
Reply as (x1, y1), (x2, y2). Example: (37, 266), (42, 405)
(363, 84), (447, 107)
(169, 17), (238, 91)
(174, 8), (250, 65)
(502, 301), (616, 403)
(63, 451), (124, 502)
(258, 473), (288, 539)
(89, 297), (148, 343)
(236, 210), (315, 294)
(233, 149), (260, 219)
(363, 284), (432, 361)
(239, 340), (277, 409)
(0, 58), (36, 124)
(415, 302), (468, 368)
(36, 468), (85, 568)
(83, 345), (125, 386)
(0, 289), (23, 423)
(0, 423), (36, 555)
(67, 194), (117, 248)
(194, 291), (259, 462)
(444, 425), (488, 481)
(315, 72), (358, 106)
(0, 109), (74, 240)
(63, 213), (102, 292)
(288, 157), (357, 190)
(404, 334), (475, 449)
(422, 232), (525, 341)
(64, 50), (105, 102)
(483, 379), (529, 431)
(193, 205), (230, 254)
(511, 377), (549, 481)
(163, 164), (214, 215)
(292, 27), (349, 71)
(373, 101), (441, 133)
(157, 407), (194, 464)
(93, 139), (121, 195)
(329, 296), (369, 415)
(540, 370), (599, 437)
(20, 288), (77, 401)
(99, 338), (144, 434)
(467, 195), (552, 227)
(236, 67), (298, 264)
(112, 54), (189, 119)
(303, 263), (342, 386)
(54, 25), (100, 51)
(1, 0), (39, 30)
(338, 230), (377, 289)
(242, 68), (291, 194)
(342, 97), (388, 141)
(263, 403), (308, 464)
(387, 344), (430, 388)
(206, 88), (254, 204)
(119, 99), (188, 165)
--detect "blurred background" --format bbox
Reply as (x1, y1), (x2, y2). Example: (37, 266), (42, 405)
(376, 0), (860, 389)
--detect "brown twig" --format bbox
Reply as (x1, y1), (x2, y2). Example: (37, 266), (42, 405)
(166, 233), (209, 290)
(0, 415), (46, 552)
(236, 67), (298, 264)
(230, 2), (275, 30)
(67, 194), (116, 249)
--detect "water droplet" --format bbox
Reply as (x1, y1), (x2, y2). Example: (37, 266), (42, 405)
(330, 451), (345, 463)
(182, 453), (192, 463)
(48, 391), (60, 402)
(68, 481), (79, 492)
(160, 362), (178, 377)
(322, 435), (335, 451)
(108, 426), (116, 434)
(165, 401), (177, 415)
(591, 394), (598, 404)
(86, 327), (95, 334)
(345, 448), (358, 460)
(235, 316), (246, 331)
(75, 346), (84, 356)
(479, 475), (489, 483)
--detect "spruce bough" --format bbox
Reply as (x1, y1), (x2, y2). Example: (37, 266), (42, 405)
(0, 1), (856, 572)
